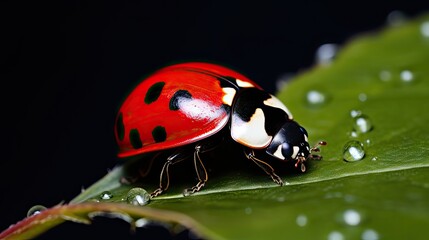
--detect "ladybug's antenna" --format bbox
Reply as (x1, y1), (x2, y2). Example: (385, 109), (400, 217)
(308, 141), (327, 162)
(310, 141), (327, 153)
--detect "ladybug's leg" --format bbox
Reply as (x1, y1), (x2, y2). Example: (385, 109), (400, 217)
(183, 144), (209, 196)
(150, 151), (190, 198)
(244, 148), (284, 186)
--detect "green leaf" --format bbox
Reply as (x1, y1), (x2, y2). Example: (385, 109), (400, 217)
(0, 203), (220, 240)
(2, 13), (429, 240)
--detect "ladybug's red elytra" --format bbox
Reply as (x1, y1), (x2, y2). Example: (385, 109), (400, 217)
(115, 62), (325, 197)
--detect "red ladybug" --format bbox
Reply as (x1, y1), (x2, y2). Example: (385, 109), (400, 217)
(115, 62), (325, 197)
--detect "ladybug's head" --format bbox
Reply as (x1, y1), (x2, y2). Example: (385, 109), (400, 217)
(265, 121), (324, 172)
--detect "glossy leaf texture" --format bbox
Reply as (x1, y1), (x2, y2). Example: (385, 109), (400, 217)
(2, 13), (429, 240)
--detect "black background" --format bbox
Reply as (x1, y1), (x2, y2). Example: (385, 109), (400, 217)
(2, 1), (429, 239)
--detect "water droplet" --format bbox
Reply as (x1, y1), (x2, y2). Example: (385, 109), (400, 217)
(135, 218), (149, 228)
(343, 140), (365, 162)
(362, 229), (379, 240)
(400, 70), (414, 83)
(127, 188), (150, 206)
(365, 139), (371, 146)
(353, 114), (373, 133)
(343, 209), (361, 226)
(379, 70), (392, 82)
(328, 231), (344, 240)
(27, 205), (47, 217)
(350, 131), (358, 138)
(350, 109), (362, 118)
(421, 21), (429, 38)
(100, 191), (113, 200)
(244, 207), (252, 215)
(358, 93), (367, 102)
(306, 90), (326, 105)
(386, 10), (407, 27)
(315, 43), (339, 65)
(296, 214), (308, 227)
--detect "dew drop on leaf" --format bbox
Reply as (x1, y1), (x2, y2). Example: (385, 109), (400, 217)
(315, 43), (339, 65)
(328, 231), (344, 240)
(379, 70), (392, 82)
(27, 205), (47, 217)
(362, 229), (379, 240)
(349, 130), (358, 138)
(296, 214), (308, 227)
(343, 140), (365, 162)
(127, 188), (150, 206)
(358, 93), (368, 102)
(400, 70), (414, 83)
(353, 114), (373, 133)
(365, 139), (372, 146)
(306, 90), (327, 106)
(420, 21), (429, 38)
(100, 191), (113, 200)
(350, 109), (362, 118)
(342, 209), (361, 226)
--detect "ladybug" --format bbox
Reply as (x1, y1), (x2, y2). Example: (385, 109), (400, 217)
(115, 62), (325, 197)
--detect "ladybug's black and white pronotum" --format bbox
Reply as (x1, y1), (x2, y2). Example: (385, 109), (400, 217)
(115, 62), (325, 197)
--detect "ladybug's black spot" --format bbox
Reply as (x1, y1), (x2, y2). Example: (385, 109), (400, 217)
(129, 129), (143, 149)
(169, 90), (192, 110)
(152, 126), (167, 143)
(145, 82), (165, 104)
(116, 112), (125, 141)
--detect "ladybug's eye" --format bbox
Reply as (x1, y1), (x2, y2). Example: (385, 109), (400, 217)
(281, 142), (293, 159)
